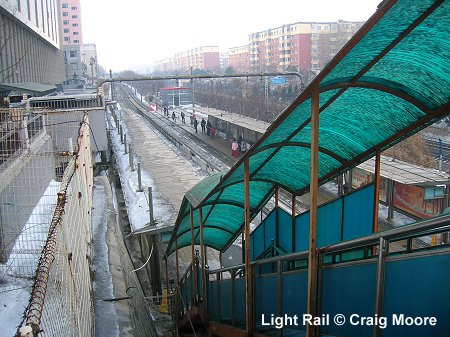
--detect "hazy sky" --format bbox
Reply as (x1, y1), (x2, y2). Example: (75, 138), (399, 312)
(80, 0), (382, 71)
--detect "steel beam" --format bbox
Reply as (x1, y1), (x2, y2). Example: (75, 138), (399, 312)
(306, 86), (319, 337)
(190, 205), (197, 304)
(244, 157), (253, 336)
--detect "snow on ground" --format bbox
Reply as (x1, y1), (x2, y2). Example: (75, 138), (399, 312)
(91, 178), (119, 337)
(108, 105), (173, 231)
(0, 180), (60, 337)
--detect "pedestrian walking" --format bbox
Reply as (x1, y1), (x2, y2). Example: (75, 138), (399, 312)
(172, 111), (176, 122)
(232, 139), (239, 158)
(181, 111), (185, 124)
(194, 118), (198, 133)
(201, 118), (206, 132)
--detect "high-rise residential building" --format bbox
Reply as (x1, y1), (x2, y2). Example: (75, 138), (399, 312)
(153, 58), (173, 74)
(0, 0), (65, 86)
(229, 45), (250, 73)
(248, 20), (363, 77)
(219, 53), (229, 71)
(59, 0), (84, 80)
(154, 46), (221, 73)
(173, 46), (220, 72)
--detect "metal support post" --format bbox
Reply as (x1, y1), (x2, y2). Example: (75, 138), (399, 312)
(129, 145), (134, 171)
(292, 194), (296, 252)
(374, 237), (388, 337)
(164, 257), (169, 294)
(148, 187), (154, 225)
(373, 151), (381, 233)
(306, 86), (319, 337)
(199, 208), (207, 310)
(124, 134), (127, 154)
(120, 125), (123, 143)
(275, 187), (279, 247)
(190, 206), (197, 304)
(150, 234), (162, 296)
(175, 239), (180, 323)
(244, 157), (254, 335)
(277, 259), (283, 337)
(137, 162), (143, 192)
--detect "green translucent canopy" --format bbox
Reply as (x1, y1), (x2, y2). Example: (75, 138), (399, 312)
(166, 0), (450, 256)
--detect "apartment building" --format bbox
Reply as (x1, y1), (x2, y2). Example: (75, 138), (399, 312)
(229, 45), (250, 73)
(154, 46), (220, 73)
(59, 0), (84, 80)
(0, 0), (65, 85)
(173, 46), (220, 72)
(249, 20), (363, 76)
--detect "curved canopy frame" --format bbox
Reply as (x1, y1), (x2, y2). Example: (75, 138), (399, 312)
(166, 0), (450, 257)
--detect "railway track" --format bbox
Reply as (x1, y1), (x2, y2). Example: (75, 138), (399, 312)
(116, 83), (337, 215)
(118, 84), (232, 173)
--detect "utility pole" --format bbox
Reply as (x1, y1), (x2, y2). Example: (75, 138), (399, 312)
(110, 69), (114, 101)
(190, 66), (195, 108)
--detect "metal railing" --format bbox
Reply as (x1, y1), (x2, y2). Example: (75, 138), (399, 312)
(205, 214), (450, 335)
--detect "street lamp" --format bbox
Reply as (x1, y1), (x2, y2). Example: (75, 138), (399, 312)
(89, 57), (96, 85)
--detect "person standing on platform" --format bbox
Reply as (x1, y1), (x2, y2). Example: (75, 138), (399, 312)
(172, 111), (176, 122)
(201, 118), (206, 133)
(194, 118), (198, 133)
(206, 120), (212, 136)
(232, 139), (239, 158)
(181, 111), (185, 124)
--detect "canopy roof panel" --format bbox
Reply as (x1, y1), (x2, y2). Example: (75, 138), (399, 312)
(166, 0), (450, 256)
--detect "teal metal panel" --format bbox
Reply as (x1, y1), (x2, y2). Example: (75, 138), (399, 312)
(321, 262), (377, 337)
(235, 277), (246, 323)
(264, 210), (277, 249)
(253, 224), (265, 259)
(343, 184), (375, 240)
(283, 270), (308, 330)
(382, 253), (450, 337)
(208, 281), (218, 321)
(254, 275), (278, 330)
(278, 208), (293, 253)
(295, 212), (309, 252)
(219, 279), (232, 321)
(317, 198), (343, 247)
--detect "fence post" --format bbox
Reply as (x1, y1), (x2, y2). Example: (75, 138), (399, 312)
(120, 126), (123, 143)
(129, 145), (134, 171)
(137, 162), (143, 191)
(148, 187), (154, 225)
(124, 134), (127, 154)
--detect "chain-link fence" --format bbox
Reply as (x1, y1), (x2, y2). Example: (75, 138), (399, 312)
(0, 108), (94, 337)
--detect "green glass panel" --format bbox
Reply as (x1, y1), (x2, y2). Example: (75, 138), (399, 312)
(322, 0), (435, 84)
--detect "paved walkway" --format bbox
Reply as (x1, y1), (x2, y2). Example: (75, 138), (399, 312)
(118, 104), (220, 272)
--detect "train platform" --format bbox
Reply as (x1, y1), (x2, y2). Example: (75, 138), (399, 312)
(158, 107), (243, 167)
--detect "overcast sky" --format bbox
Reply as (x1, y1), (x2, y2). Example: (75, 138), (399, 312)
(80, 0), (382, 71)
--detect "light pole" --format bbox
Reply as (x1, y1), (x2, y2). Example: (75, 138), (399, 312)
(89, 57), (96, 85)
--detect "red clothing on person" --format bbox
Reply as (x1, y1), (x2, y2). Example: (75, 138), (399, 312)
(232, 141), (239, 158)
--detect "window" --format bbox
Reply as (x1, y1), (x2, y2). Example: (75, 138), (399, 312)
(64, 28), (69, 33)
(63, 20), (69, 25)
(72, 15), (78, 18)
(72, 23), (78, 27)
(73, 39), (79, 43)
(73, 31), (78, 35)
(27, 0), (30, 19)
(63, 12), (68, 16)
(64, 37), (70, 42)
(71, 6), (77, 10)
(62, 3), (68, 8)
(70, 50), (77, 57)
